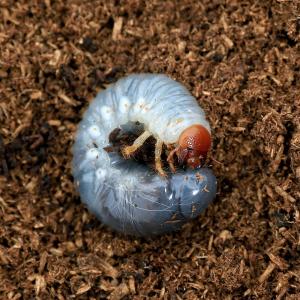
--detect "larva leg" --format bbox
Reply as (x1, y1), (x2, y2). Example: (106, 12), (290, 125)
(122, 130), (152, 158)
(167, 147), (178, 173)
(155, 139), (167, 177)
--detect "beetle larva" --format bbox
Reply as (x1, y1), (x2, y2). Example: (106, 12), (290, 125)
(73, 74), (217, 236)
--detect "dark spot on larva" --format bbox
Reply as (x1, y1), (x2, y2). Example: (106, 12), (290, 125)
(202, 185), (210, 193)
(165, 213), (181, 224)
(195, 172), (204, 181)
(103, 146), (114, 153)
(192, 204), (196, 213)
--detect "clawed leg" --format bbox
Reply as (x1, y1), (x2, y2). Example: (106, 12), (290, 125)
(122, 130), (152, 158)
(155, 139), (167, 177)
(122, 131), (177, 177)
(167, 146), (178, 173)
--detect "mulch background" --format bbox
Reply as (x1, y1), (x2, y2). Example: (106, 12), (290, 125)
(1, 0), (300, 299)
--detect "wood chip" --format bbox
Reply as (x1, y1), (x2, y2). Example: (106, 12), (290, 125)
(273, 185), (296, 203)
(258, 262), (276, 283)
(76, 283), (91, 295)
(48, 119), (62, 126)
(98, 260), (119, 279)
(38, 251), (48, 274)
(128, 276), (136, 294)
(58, 92), (80, 106)
(35, 275), (46, 295)
(109, 283), (129, 300)
(30, 91), (43, 100)
(112, 17), (123, 41)
(268, 253), (288, 270)
(222, 34), (234, 48)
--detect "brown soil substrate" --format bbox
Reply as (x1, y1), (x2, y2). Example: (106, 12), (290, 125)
(1, 1), (300, 299)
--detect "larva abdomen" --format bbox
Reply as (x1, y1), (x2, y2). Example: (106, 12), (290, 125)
(76, 155), (216, 236)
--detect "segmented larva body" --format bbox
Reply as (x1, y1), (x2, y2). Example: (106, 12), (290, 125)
(73, 74), (217, 236)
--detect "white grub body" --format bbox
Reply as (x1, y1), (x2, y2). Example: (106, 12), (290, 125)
(72, 74), (216, 236)
(84, 74), (210, 145)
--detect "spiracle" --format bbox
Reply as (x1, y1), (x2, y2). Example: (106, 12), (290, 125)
(72, 74), (217, 236)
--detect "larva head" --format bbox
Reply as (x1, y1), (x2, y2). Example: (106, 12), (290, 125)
(177, 124), (211, 169)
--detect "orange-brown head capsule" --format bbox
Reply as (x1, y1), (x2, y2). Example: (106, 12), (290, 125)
(177, 124), (211, 169)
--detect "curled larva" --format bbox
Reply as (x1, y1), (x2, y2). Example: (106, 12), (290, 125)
(72, 74), (217, 236)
